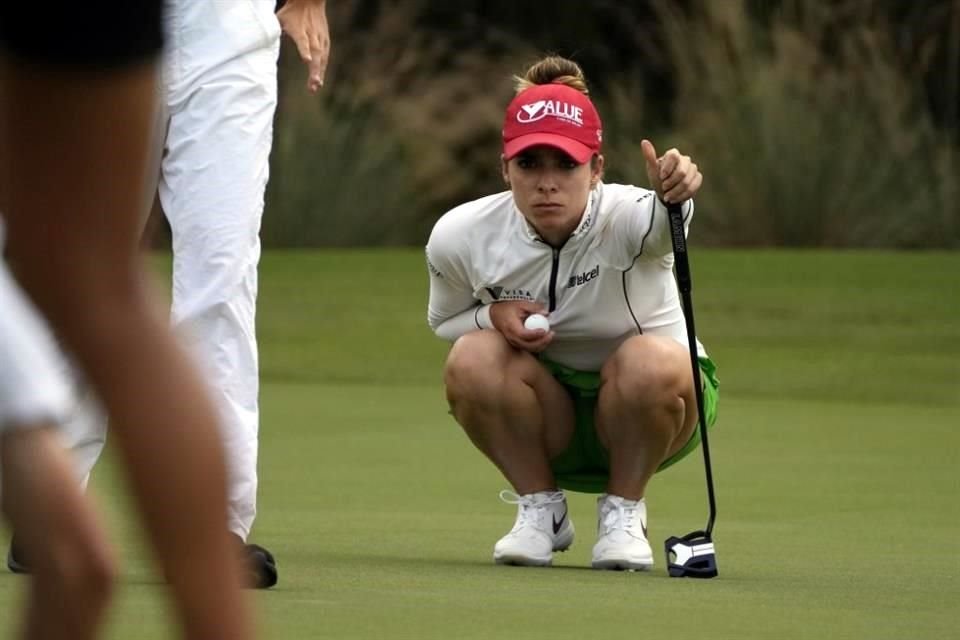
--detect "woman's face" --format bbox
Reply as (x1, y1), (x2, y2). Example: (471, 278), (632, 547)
(502, 146), (603, 246)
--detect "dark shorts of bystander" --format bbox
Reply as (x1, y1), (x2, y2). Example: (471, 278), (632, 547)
(0, 2), (164, 69)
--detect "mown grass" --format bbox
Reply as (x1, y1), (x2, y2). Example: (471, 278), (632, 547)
(1, 249), (957, 639)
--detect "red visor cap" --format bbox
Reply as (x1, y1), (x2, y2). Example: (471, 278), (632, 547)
(503, 83), (602, 164)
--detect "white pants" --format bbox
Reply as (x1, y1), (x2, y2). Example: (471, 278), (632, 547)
(62, 0), (281, 540)
(0, 255), (72, 435)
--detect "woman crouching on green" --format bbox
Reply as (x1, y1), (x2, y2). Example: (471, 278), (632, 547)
(426, 55), (717, 571)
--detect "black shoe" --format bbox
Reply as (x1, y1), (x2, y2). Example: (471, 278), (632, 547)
(233, 536), (278, 589)
(6, 538), (30, 574)
(244, 543), (278, 589)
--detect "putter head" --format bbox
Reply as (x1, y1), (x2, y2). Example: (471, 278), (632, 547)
(665, 531), (718, 578)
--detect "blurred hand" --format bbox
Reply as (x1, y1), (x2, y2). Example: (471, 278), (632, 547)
(489, 301), (554, 353)
(277, 0), (330, 94)
(641, 139), (703, 204)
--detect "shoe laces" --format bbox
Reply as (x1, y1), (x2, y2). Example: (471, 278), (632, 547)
(599, 496), (645, 537)
(500, 490), (565, 531)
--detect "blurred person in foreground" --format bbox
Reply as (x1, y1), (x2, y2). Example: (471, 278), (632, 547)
(425, 55), (718, 571)
(0, 2), (254, 638)
(0, 254), (115, 639)
(6, 0), (331, 589)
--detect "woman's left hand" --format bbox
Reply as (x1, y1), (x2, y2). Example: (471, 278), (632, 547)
(641, 139), (703, 204)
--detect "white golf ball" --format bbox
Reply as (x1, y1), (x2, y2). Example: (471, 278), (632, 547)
(524, 313), (551, 332)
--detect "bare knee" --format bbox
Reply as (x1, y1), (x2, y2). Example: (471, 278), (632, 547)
(443, 330), (531, 404)
(602, 336), (691, 407)
(34, 538), (116, 606)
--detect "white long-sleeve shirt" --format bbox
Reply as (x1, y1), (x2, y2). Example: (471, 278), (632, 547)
(425, 182), (707, 371)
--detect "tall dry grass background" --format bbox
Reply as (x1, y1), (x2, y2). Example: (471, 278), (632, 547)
(634, 0), (960, 247)
(264, 0), (535, 247)
(263, 0), (959, 248)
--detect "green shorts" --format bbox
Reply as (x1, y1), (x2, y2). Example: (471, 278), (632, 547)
(542, 355), (719, 494)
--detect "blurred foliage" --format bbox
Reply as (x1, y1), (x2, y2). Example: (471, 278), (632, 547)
(607, 0), (960, 247)
(262, 0), (959, 248)
(264, 0), (534, 246)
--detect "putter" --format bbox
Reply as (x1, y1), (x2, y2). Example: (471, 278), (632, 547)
(664, 201), (719, 579)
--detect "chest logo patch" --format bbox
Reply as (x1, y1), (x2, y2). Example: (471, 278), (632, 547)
(485, 286), (534, 301)
(567, 265), (600, 289)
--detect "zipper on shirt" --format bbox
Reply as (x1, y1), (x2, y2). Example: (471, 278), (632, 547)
(548, 247), (560, 312)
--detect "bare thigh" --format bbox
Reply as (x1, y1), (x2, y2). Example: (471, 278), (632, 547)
(444, 329), (575, 458)
(597, 335), (699, 459)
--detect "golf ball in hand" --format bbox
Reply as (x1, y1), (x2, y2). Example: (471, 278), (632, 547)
(524, 313), (550, 332)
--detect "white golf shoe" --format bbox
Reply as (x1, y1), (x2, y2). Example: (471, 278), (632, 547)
(591, 494), (654, 571)
(493, 490), (574, 566)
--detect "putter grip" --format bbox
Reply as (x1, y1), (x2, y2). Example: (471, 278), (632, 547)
(666, 201), (692, 293)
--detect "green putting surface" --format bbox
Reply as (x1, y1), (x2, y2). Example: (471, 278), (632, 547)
(2, 249), (957, 639)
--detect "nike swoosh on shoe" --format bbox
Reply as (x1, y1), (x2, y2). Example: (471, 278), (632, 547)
(552, 509), (568, 534)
